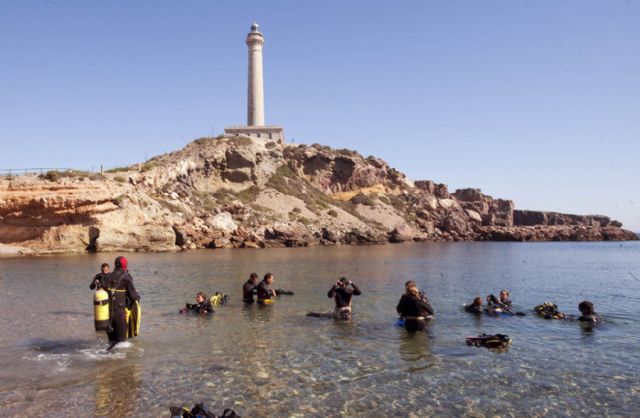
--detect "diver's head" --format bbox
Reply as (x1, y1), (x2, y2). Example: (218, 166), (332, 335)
(500, 290), (510, 301)
(114, 256), (128, 271)
(338, 277), (349, 288)
(404, 280), (416, 292)
(408, 285), (419, 298)
(488, 294), (500, 305)
(264, 273), (274, 285)
(249, 272), (259, 284)
(101, 263), (110, 274)
(196, 292), (207, 303)
(578, 300), (595, 315)
(473, 296), (483, 306)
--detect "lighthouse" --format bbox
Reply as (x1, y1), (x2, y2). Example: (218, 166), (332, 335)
(246, 22), (265, 126)
(225, 23), (284, 143)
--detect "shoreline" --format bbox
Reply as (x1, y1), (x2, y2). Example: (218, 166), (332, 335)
(2, 238), (637, 258)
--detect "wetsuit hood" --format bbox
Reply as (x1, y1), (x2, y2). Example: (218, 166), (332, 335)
(115, 256), (128, 271)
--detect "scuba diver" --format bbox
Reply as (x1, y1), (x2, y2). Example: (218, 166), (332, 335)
(534, 302), (566, 319)
(90, 263), (110, 290)
(329, 277), (361, 320)
(243, 273), (259, 304)
(307, 277), (362, 320)
(578, 300), (601, 323)
(181, 292), (215, 315)
(104, 256), (140, 349)
(486, 294), (512, 315)
(396, 284), (434, 332)
(499, 289), (512, 308)
(397, 280), (434, 319)
(466, 334), (512, 350)
(464, 296), (484, 314)
(256, 273), (276, 304)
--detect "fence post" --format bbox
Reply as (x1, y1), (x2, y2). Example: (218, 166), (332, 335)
(100, 165), (103, 174)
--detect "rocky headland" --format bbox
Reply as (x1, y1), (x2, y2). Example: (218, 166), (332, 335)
(0, 136), (636, 255)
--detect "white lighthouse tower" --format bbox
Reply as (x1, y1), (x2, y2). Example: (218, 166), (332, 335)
(246, 22), (265, 126)
(225, 23), (284, 142)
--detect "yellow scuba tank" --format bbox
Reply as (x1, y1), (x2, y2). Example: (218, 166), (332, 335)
(257, 298), (274, 305)
(94, 288), (110, 331)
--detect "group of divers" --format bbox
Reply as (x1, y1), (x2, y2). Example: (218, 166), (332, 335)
(91, 256), (602, 351)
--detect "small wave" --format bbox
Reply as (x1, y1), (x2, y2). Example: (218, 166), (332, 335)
(79, 348), (126, 360)
(110, 341), (134, 350)
(23, 353), (73, 371)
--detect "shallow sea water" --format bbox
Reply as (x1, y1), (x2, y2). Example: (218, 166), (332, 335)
(0, 242), (639, 417)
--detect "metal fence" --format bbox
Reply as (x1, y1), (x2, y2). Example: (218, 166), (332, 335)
(0, 166), (133, 177)
(0, 168), (77, 176)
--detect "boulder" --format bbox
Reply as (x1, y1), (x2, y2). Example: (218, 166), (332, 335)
(222, 168), (252, 183)
(206, 212), (238, 233)
(342, 228), (385, 245)
(389, 224), (414, 243)
(438, 198), (458, 209)
(433, 183), (449, 198)
(321, 226), (339, 243)
(264, 224), (311, 247)
(442, 213), (470, 235)
(454, 188), (483, 202)
(414, 180), (435, 194)
(514, 210), (547, 226)
(466, 209), (483, 223)
(225, 148), (256, 169)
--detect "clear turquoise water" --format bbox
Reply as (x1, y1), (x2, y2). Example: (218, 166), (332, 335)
(0, 242), (639, 417)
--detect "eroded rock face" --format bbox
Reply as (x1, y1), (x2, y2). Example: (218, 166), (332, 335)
(389, 224), (414, 243)
(0, 136), (636, 255)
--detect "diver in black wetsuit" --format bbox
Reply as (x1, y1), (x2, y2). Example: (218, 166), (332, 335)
(89, 263), (110, 290)
(499, 289), (512, 309)
(486, 294), (512, 315)
(256, 273), (276, 304)
(327, 277), (361, 320)
(242, 273), (259, 304)
(397, 285), (434, 332)
(105, 256), (139, 348)
(182, 292), (215, 315)
(397, 280), (433, 317)
(464, 296), (484, 314)
(578, 300), (601, 323)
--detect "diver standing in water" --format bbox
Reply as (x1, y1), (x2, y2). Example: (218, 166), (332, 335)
(105, 256), (140, 349)
(90, 263), (110, 290)
(328, 277), (361, 320)
(397, 284), (434, 332)
(256, 273), (276, 304)
(243, 273), (259, 304)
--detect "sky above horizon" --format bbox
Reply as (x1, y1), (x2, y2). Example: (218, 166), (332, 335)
(1, 1), (639, 230)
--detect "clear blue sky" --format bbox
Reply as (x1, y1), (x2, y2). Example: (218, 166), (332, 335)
(1, 1), (639, 230)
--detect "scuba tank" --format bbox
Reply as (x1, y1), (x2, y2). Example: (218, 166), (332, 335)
(94, 288), (111, 331)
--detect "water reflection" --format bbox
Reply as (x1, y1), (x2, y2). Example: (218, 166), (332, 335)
(397, 331), (433, 369)
(94, 363), (141, 417)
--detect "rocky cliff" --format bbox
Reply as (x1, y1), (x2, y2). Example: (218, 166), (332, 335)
(0, 136), (636, 255)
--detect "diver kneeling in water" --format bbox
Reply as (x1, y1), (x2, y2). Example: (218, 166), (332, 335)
(464, 296), (483, 314)
(397, 284), (434, 332)
(486, 294), (512, 315)
(181, 292), (215, 315)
